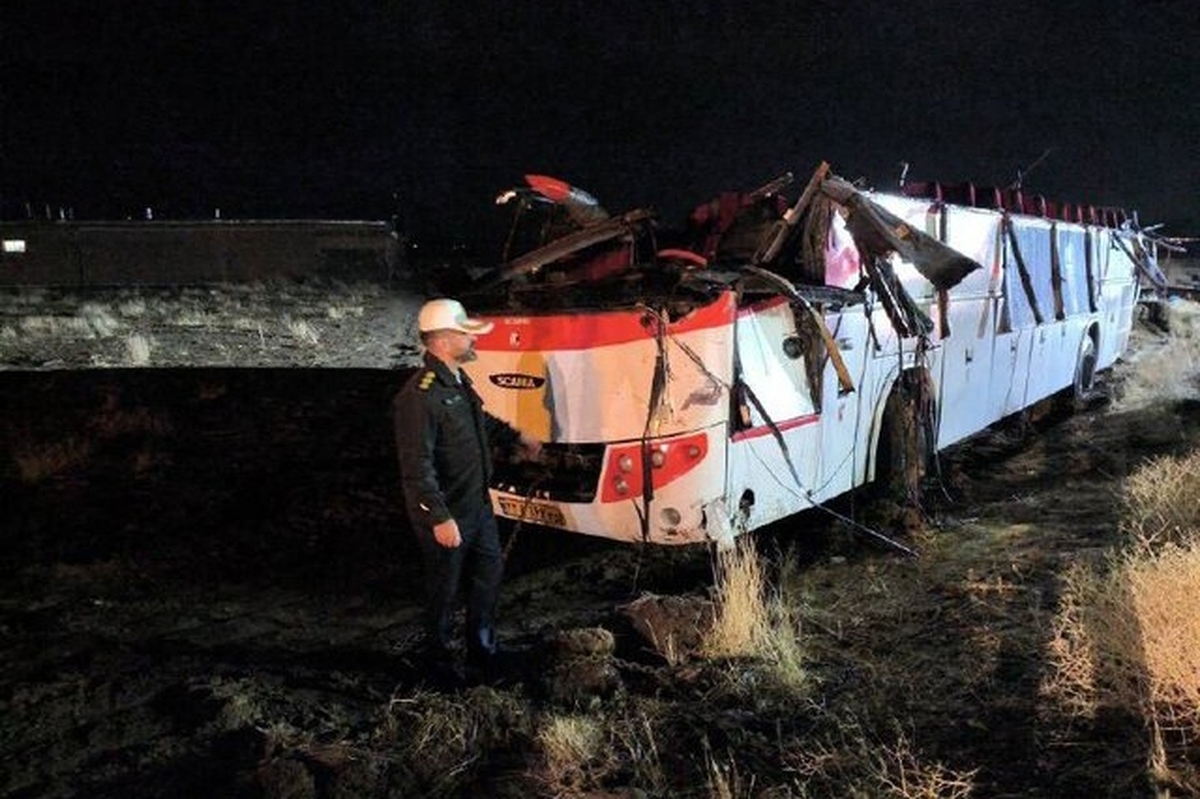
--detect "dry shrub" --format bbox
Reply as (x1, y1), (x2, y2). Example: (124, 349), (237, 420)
(1122, 448), (1200, 546)
(703, 538), (807, 696)
(1122, 542), (1200, 731)
(1042, 561), (1105, 718)
(1114, 299), (1200, 411)
(705, 538), (769, 658)
(610, 703), (667, 794)
(535, 713), (607, 793)
(1047, 541), (1200, 787)
(379, 686), (531, 794)
(1046, 449), (1200, 787)
(870, 731), (977, 799)
(706, 746), (753, 799)
(786, 721), (976, 799)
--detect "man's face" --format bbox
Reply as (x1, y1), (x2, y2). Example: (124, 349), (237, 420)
(442, 330), (478, 363)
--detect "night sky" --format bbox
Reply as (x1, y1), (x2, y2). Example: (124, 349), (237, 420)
(3, 0), (1199, 254)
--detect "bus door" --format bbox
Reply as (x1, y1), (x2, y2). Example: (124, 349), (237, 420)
(728, 299), (822, 527)
(817, 307), (871, 500)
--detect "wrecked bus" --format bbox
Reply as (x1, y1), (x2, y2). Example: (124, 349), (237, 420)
(457, 166), (1159, 545)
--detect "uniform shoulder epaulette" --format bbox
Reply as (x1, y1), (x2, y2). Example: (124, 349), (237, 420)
(417, 370), (436, 391)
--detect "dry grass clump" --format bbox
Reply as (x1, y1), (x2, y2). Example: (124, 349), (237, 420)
(610, 703), (667, 793)
(1121, 448), (1200, 546)
(705, 538), (769, 658)
(117, 297), (147, 317)
(378, 686), (532, 794)
(326, 302), (365, 320)
(1045, 446), (1200, 789)
(535, 713), (607, 793)
(706, 746), (753, 798)
(703, 537), (807, 697)
(1114, 299), (1200, 411)
(1042, 560), (1126, 720)
(532, 703), (670, 796)
(172, 308), (217, 328)
(1046, 540), (1200, 788)
(1123, 543), (1200, 731)
(786, 721), (977, 799)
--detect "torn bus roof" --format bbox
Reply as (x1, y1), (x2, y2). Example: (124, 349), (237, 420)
(819, 176), (983, 291)
(472, 165), (986, 305)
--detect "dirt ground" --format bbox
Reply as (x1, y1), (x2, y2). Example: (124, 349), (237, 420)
(2, 288), (1200, 797)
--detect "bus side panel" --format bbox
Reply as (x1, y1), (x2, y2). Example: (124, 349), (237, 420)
(729, 300), (821, 530)
(727, 422), (820, 532)
(934, 207), (1005, 447)
(1094, 229), (1138, 370)
(815, 309), (873, 498)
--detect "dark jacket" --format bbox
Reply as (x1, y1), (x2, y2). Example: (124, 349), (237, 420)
(393, 353), (520, 527)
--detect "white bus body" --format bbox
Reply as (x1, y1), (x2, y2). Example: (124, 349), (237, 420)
(463, 175), (1150, 545)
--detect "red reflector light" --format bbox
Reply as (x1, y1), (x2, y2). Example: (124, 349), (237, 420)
(600, 432), (708, 503)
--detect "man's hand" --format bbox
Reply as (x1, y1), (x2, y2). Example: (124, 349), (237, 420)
(432, 518), (462, 548)
(518, 432), (543, 461)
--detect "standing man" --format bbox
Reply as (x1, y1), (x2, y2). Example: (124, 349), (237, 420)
(393, 298), (541, 682)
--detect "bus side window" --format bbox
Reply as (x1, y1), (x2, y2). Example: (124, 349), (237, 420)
(1028, 236), (1057, 323)
(1003, 236), (1037, 330)
(1058, 226), (1091, 316)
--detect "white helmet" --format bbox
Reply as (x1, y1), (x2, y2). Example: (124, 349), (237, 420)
(417, 298), (494, 335)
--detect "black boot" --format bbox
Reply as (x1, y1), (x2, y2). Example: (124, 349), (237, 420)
(466, 627), (500, 685)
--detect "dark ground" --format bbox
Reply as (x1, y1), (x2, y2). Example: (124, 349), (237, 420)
(0, 367), (706, 797)
(3, 311), (1200, 797)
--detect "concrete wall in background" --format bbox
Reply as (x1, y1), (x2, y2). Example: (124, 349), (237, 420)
(0, 220), (401, 286)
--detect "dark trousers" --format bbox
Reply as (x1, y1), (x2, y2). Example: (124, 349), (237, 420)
(415, 504), (502, 664)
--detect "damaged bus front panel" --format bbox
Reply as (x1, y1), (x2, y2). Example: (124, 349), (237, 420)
(472, 291), (738, 543)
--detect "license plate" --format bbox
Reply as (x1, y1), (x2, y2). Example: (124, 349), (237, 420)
(496, 496), (567, 527)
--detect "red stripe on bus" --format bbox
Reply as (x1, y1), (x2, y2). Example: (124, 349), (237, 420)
(730, 413), (820, 442)
(475, 290), (737, 351)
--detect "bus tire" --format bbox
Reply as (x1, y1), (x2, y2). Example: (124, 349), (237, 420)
(874, 378), (930, 507)
(1070, 332), (1098, 410)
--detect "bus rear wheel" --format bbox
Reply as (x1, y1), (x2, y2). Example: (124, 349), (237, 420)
(1061, 333), (1098, 413)
(1074, 335), (1098, 400)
